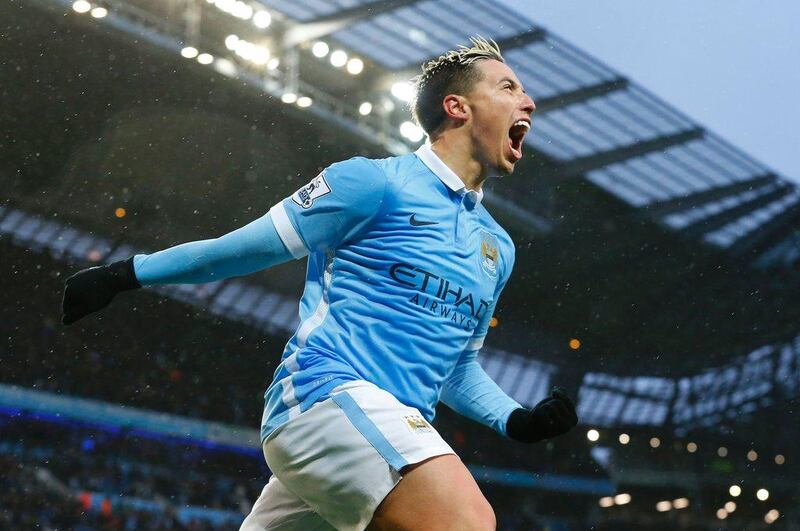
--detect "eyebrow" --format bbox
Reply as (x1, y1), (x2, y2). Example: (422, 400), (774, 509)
(498, 77), (527, 94)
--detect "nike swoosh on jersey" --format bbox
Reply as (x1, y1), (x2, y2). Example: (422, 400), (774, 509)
(409, 214), (438, 227)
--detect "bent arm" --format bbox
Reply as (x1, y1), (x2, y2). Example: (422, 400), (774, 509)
(132, 212), (294, 285)
(440, 348), (522, 437)
(440, 236), (519, 436)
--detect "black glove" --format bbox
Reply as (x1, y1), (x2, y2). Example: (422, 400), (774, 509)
(62, 257), (141, 325)
(506, 387), (579, 443)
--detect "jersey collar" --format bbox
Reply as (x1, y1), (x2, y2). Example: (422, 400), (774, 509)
(415, 143), (483, 206)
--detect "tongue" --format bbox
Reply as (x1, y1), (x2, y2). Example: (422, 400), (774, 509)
(509, 137), (522, 160)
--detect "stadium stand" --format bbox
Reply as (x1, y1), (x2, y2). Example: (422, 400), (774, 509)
(2, 0), (798, 528)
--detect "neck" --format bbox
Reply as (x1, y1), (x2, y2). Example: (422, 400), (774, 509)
(429, 134), (485, 191)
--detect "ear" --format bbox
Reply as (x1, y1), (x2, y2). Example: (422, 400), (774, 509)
(442, 94), (470, 123)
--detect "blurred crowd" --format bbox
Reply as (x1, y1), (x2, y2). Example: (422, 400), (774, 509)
(4, 238), (798, 529)
(0, 451), (240, 530)
(1, 417), (264, 509)
(4, 239), (276, 427)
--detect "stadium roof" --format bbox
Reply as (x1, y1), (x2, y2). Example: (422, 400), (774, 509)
(258, 0), (800, 271)
(37, 0), (798, 270)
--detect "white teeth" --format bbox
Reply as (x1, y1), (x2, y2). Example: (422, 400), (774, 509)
(513, 120), (530, 130)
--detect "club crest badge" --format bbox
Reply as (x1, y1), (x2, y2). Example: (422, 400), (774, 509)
(479, 231), (499, 278)
(403, 415), (432, 434)
(291, 172), (331, 209)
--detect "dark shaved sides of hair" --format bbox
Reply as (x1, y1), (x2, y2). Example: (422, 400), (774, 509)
(411, 36), (504, 139)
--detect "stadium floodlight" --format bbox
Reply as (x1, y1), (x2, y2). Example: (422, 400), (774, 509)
(586, 429), (600, 442)
(231, 39), (269, 66)
(72, 0), (91, 13)
(391, 81), (414, 102)
(228, 0), (251, 19)
(614, 493), (631, 505)
(281, 92), (297, 104)
(225, 34), (239, 50)
(756, 488), (769, 501)
(312, 41), (329, 58)
(346, 58), (364, 75)
(214, 0), (233, 14)
(181, 46), (199, 59)
(399, 121), (424, 142)
(598, 497), (614, 508)
(197, 53), (214, 65)
(253, 11), (271, 29)
(672, 498), (689, 509)
(330, 50), (348, 68)
(765, 509), (780, 524)
(213, 58), (237, 77)
(655, 501), (671, 512)
(90, 6), (108, 18)
(233, 40), (253, 60)
(729, 485), (741, 497)
(618, 433), (630, 445)
(213, 0), (252, 20)
(358, 102), (372, 116)
(725, 501), (736, 513)
(251, 47), (270, 65)
(297, 96), (312, 108)
(717, 509), (728, 520)
(267, 57), (280, 70)
(237, 4), (252, 19)
(233, 2), (253, 20)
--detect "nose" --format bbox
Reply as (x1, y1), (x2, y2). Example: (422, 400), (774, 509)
(521, 93), (535, 115)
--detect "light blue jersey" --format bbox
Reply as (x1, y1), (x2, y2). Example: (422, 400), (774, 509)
(132, 144), (523, 443)
(262, 144), (520, 440)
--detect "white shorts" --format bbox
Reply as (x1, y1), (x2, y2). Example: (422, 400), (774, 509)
(240, 380), (455, 531)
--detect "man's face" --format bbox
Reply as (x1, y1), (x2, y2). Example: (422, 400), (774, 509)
(464, 59), (535, 175)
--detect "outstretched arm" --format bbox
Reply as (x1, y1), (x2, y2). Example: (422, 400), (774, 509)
(132, 210), (292, 285)
(62, 156), (388, 325)
(61, 211), (293, 325)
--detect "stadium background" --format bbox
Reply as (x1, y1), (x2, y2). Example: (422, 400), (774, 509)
(2, 0), (798, 529)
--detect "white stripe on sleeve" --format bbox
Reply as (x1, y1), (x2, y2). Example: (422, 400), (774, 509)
(269, 201), (308, 259)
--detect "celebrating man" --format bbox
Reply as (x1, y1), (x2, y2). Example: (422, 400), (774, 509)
(63, 37), (578, 531)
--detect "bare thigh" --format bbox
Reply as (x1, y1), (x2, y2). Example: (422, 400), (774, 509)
(367, 454), (495, 531)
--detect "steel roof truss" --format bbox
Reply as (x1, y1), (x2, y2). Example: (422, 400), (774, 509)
(680, 184), (793, 240)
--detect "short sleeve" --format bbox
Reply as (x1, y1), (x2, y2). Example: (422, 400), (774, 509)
(269, 157), (388, 258)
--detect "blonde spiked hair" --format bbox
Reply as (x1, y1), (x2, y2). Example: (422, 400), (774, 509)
(412, 36), (504, 138)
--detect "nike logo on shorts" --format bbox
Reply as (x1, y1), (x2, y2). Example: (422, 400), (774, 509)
(409, 214), (437, 227)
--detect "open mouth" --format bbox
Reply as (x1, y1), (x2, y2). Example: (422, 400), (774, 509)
(508, 119), (530, 162)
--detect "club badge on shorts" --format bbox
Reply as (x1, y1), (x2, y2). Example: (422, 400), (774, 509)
(292, 172), (331, 209)
(403, 415), (432, 434)
(479, 230), (499, 278)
